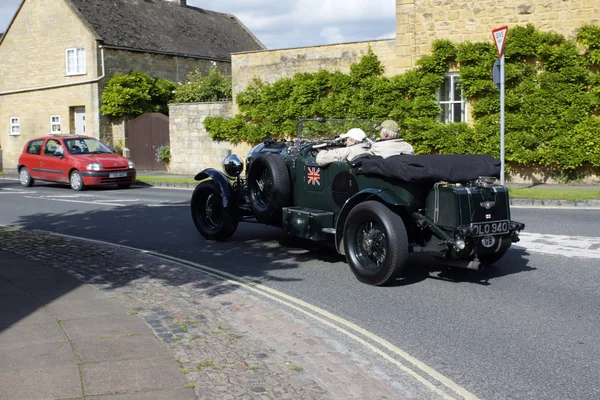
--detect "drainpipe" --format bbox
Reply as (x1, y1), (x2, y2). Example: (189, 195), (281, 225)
(0, 45), (106, 96)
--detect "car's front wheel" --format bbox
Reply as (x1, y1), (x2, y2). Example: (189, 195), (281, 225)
(191, 180), (238, 241)
(19, 167), (34, 187)
(343, 201), (409, 286)
(70, 170), (85, 191)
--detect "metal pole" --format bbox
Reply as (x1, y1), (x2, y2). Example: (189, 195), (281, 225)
(500, 52), (505, 185)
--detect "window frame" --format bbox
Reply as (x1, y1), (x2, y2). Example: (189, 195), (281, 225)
(65, 47), (86, 76)
(9, 117), (20, 136)
(50, 115), (61, 134)
(437, 73), (468, 124)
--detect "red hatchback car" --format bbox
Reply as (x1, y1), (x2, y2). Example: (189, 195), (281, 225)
(17, 135), (136, 191)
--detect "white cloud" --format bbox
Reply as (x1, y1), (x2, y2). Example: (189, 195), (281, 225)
(320, 27), (346, 44)
(0, 0), (396, 49)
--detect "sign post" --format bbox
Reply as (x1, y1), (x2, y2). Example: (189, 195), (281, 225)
(492, 26), (508, 185)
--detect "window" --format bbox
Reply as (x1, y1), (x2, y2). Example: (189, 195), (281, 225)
(9, 117), (20, 135)
(437, 73), (467, 124)
(26, 140), (44, 155)
(44, 139), (63, 156)
(50, 115), (61, 134)
(66, 47), (86, 75)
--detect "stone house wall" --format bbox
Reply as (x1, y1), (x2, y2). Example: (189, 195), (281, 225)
(168, 102), (252, 175)
(0, 0), (100, 168)
(395, 0), (598, 72)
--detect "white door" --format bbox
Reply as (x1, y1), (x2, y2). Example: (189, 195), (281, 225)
(74, 107), (86, 135)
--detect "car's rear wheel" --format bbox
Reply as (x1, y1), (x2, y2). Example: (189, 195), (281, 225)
(191, 180), (238, 241)
(70, 170), (85, 191)
(117, 184), (131, 189)
(343, 201), (408, 286)
(19, 167), (34, 187)
(247, 153), (290, 225)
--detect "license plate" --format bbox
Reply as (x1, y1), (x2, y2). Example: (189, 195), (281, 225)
(471, 220), (509, 236)
(109, 172), (127, 178)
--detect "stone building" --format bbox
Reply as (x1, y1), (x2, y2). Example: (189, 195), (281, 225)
(0, 0), (263, 169)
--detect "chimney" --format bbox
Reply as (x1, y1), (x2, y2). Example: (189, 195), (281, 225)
(164, 0), (187, 6)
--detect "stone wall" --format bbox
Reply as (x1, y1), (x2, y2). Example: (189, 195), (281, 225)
(231, 39), (396, 112)
(168, 102), (252, 175)
(395, 0), (598, 73)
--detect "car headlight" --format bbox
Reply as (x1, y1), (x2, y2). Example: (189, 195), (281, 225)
(86, 163), (102, 171)
(128, 160), (135, 169)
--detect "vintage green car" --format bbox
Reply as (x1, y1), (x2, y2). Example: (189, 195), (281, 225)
(190, 119), (525, 286)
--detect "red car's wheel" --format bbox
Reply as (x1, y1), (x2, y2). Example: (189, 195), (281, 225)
(70, 170), (85, 191)
(19, 167), (34, 187)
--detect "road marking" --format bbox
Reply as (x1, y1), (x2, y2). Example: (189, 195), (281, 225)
(23, 229), (479, 400)
(23, 196), (125, 207)
(146, 203), (189, 207)
(515, 232), (600, 259)
(0, 191), (31, 194)
(511, 205), (600, 210)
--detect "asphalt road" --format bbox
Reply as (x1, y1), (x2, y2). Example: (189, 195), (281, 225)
(1, 179), (599, 400)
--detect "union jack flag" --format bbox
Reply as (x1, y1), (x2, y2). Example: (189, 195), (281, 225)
(307, 167), (321, 186)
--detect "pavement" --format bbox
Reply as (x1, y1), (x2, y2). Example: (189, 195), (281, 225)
(0, 227), (403, 400)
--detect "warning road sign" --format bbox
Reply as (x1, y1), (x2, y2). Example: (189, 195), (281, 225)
(492, 26), (508, 58)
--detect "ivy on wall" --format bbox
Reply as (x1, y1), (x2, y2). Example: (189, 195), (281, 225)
(205, 25), (600, 171)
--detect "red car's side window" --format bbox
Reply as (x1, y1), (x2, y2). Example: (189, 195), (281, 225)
(26, 140), (44, 155)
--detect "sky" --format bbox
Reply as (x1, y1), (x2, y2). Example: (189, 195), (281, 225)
(0, 0), (396, 49)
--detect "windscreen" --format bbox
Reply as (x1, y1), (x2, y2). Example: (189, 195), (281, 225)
(64, 138), (113, 155)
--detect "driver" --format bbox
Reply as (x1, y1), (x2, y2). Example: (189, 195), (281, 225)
(315, 128), (371, 167)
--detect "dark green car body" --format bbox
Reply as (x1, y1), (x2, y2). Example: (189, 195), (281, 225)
(191, 120), (524, 285)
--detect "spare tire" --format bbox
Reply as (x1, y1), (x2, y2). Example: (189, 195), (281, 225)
(247, 153), (291, 224)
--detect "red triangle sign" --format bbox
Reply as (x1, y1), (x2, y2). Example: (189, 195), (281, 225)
(492, 26), (509, 58)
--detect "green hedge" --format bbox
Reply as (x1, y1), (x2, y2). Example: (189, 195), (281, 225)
(205, 24), (600, 172)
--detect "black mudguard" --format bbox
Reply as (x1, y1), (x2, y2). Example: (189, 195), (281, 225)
(194, 168), (236, 209)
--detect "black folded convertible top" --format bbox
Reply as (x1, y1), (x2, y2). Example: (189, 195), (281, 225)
(360, 154), (501, 183)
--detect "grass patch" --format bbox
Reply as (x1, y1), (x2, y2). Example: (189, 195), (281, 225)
(248, 365), (260, 370)
(289, 365), (303, 372)
(196, 360), (226, 371)
(509, 188), (600, 201)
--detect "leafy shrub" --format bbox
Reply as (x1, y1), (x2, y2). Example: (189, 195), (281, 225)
(101, 71), (176, 117)
(172, 68), (232, 103)
(156, 145), (171, 165)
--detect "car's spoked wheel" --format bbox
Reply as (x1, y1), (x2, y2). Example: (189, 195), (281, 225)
(19, 168), (34, 187)
(70, 170), (85, 191)
(355, 220), (387, 271)
(343, 201), (408, 286)
(191, 181), (238, 241)
(254, 167), (273, 208)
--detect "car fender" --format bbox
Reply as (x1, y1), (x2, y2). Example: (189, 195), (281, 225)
(194, 168), (235, 209)
(334, 188), (409, 255)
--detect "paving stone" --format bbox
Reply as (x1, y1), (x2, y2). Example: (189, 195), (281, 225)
(83, 358), (189, 395)
(42, 284), (110, 304)
(0, 341), (76, 372)
(0, 280), (25, 295)
(0, 365), (82, 400)
(74, 334), (172, 364)
(62, 314), (150, 339)
(87, 388), (197, 400)
(0, 307), (57, 328)
(0, 321), (66, 345)
(0, 292), (42, 311)
(47, 297), (128, 320)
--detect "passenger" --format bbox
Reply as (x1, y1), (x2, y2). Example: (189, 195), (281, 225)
(371, 120), (414, 158)
(315, 128), (371, 167)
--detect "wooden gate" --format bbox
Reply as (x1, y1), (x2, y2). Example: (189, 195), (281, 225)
(126, 113), (169, 171)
